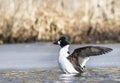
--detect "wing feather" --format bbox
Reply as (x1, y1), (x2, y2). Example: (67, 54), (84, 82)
(70, 46), (112, 58)
(67, 46), (112, 73)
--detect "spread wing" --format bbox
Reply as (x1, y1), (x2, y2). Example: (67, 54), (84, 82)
(67, 46), (112, 73)
(70, 46), (112, 58)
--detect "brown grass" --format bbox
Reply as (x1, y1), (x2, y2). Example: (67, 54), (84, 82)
(0, 0), (120, 44)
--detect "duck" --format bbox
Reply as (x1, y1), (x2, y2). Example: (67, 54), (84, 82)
(53, 36), (112, 74)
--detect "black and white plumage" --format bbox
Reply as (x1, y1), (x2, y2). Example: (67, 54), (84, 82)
(53, 36), (113, 74)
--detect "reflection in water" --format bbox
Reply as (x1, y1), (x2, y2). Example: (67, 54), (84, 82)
(59, 73), (85, 83)
(59, 74), (77, 83)
(0, 68), (120, 83)
(58, 68), (120, 83)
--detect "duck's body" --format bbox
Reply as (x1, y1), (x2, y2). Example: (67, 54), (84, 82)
(54, 36), (113, 74)
(58, 45), (78, 73)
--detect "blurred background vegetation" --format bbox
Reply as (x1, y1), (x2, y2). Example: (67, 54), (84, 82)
(0, 0), (120, 44)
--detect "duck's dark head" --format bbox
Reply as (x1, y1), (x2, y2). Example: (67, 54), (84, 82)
(53, 36), (70, 47)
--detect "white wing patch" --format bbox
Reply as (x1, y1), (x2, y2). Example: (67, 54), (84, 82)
(79, 57), (90, 68)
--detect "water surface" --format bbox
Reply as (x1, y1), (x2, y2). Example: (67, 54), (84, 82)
(0, 43), (120, 83)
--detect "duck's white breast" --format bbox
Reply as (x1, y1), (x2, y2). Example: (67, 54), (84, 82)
(58, 45), (78, 74)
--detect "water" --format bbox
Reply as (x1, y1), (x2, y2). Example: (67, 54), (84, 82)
(0, 68), (119, 83)
(0, 42), (120, 83)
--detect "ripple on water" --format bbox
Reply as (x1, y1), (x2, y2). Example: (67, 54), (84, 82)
(0, 68), (120, 83)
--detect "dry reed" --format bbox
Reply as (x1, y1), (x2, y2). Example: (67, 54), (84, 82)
(0, 0), (120, 44)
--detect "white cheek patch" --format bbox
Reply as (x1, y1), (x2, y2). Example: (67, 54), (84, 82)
(58, 41), (61, 45)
